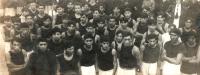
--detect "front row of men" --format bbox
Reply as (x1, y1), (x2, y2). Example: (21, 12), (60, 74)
(6, 27), (200, 75)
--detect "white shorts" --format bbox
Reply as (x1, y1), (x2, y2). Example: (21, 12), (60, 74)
(99, 69), (113, 75)
(81, 65), (96, 75)
(142, 62), (157, 75)
(116, 67), (136, 75)
(162, 61), (181, 75)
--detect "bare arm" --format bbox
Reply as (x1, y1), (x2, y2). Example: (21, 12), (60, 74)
(132, 46), (142, 72)
(112, 49), (118, 75)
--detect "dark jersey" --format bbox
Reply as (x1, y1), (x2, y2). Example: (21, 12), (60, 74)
(107, 26), (117, 42)
(118, 45), (138, 69)
(27, 50), (57, 75)
(80, 45), (97, 66)
(97, 48), (114, 71)
(143, 44), (161, 63)
(181, 45), (198, 74)
(57, 54), (80, 74)
(34, 14), (51, 27)
(48, 39), (65, 55)
(164, 41), (185, 58)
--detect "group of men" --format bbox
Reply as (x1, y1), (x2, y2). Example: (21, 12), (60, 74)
(2, 0), (200, 75)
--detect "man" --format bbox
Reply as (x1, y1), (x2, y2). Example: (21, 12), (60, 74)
(116, 32), (141, 75)
(5, 39), (29, 75)
(26, 38), (57, 75)
(80, 33), (97, 75)
(96, 36), (115, 75)
(162, 28), (185, 75)
(181, 32), (198, 75)
(141, 34), (162, 75)
(106, 17), (118, 42)
(57, 42), (81, 75)
(48, 27), (65, 56)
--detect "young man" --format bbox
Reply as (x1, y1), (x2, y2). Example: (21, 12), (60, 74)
(37, 16), (52, 39)
(116, 17), (134, 34)
(141, 34), (162, 75)
(28, 2), (38, 17)
(26, 38), (57, 75)
(83, 22), (100, 44)
(140, 20), (162, 51)
(48, 27), (65, 56)
(57, 42), (81, 75)
(3, 16), (14, 41)
(80, 33), (97, 75)
(5, 39), (29, 75)
(62, 20), (82, 49)
(52, 5), (68, 26)
(106, 17), (118, 42)
(96, 36), (115, 75)
(76, 14), (89, 36)
(162, 28), (185, 75)
(156, 12), (169, 34)
(116, 32), (141, 75)
(34, 5), (51, 27)
(179, 18), (197, 43)
(95, 17), (107, 37)
(181, 32), (198, 75)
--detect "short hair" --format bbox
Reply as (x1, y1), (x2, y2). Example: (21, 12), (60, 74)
(147, 19), (156, 26)
(11, 16), (21, 23)
(51, 27), (62, 35)
(185, 31), (198, 41)
(146, 34), (158, 41)
(83, 33), (93, 40)
(123, 32), (134, 39)
(64, 42), (75, 49)
(96, 17), (106, 24)
(119, 17), (129, 23)
(67, 20), (76, 26)
(169, 28), (181, 36)
(86, 22), (95, 28)
(100, 35), (110, 43)
(115, 30), (124, 35)
(168, 24), (176, 28)
(36, 38), (48, 44)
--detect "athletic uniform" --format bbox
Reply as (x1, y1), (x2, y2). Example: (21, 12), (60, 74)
(7, 50), (27, 75)
(80, 44), (97, 75)
(180, 44), (198, 74)
(142, 44), (161, 75)
(48, 39), (65, 56)
(57, 53), (80, 75)
(163, 41), (185, 75)
(116, 45), (138, 75)
(97, 48), (114, 75)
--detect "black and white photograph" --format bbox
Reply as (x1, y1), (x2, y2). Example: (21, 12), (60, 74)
(0, 0), (200, 75)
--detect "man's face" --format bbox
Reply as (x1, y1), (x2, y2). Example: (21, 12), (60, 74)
(93, 10), (100, 18)
(65, 46), (74, 55)
(97, 22), (105, 28)
(116, 33), (123, 42)
(148, 38), (157, 47)
(74, 5), (82, 13)
(185, 20), (192, 28)
(80, 15), (88, 23)
(67, 2), (74, 10)
(124, 11), (132, 18)
(113, 7), (120, 13)
(157, 15), (165, 24)
(109, 19), (116, 26)
(20, 28), (30, 36)
(26, 16), (34, 24)
(84, 38), (93, 46)
(67, 24), (75, 32)
(86, 27), (95, 33)
(43, 19), (51, 26)
(170, 33), (179, 42)
(99, 6), (105, 12)
(38, 6), (45, 13)
(38, 42), (48, 51)
(187, 36), (196, 45)
(12, 41), (21, 51)
(123, 36), (133, 46)
(101, 42), (110, 52)
(52, 32), (61, 41)
(30, 3), (37, 10)
(57, 7), (64, 14)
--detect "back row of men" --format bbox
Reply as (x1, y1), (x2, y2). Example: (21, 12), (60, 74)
(3, 1), (200, 75)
